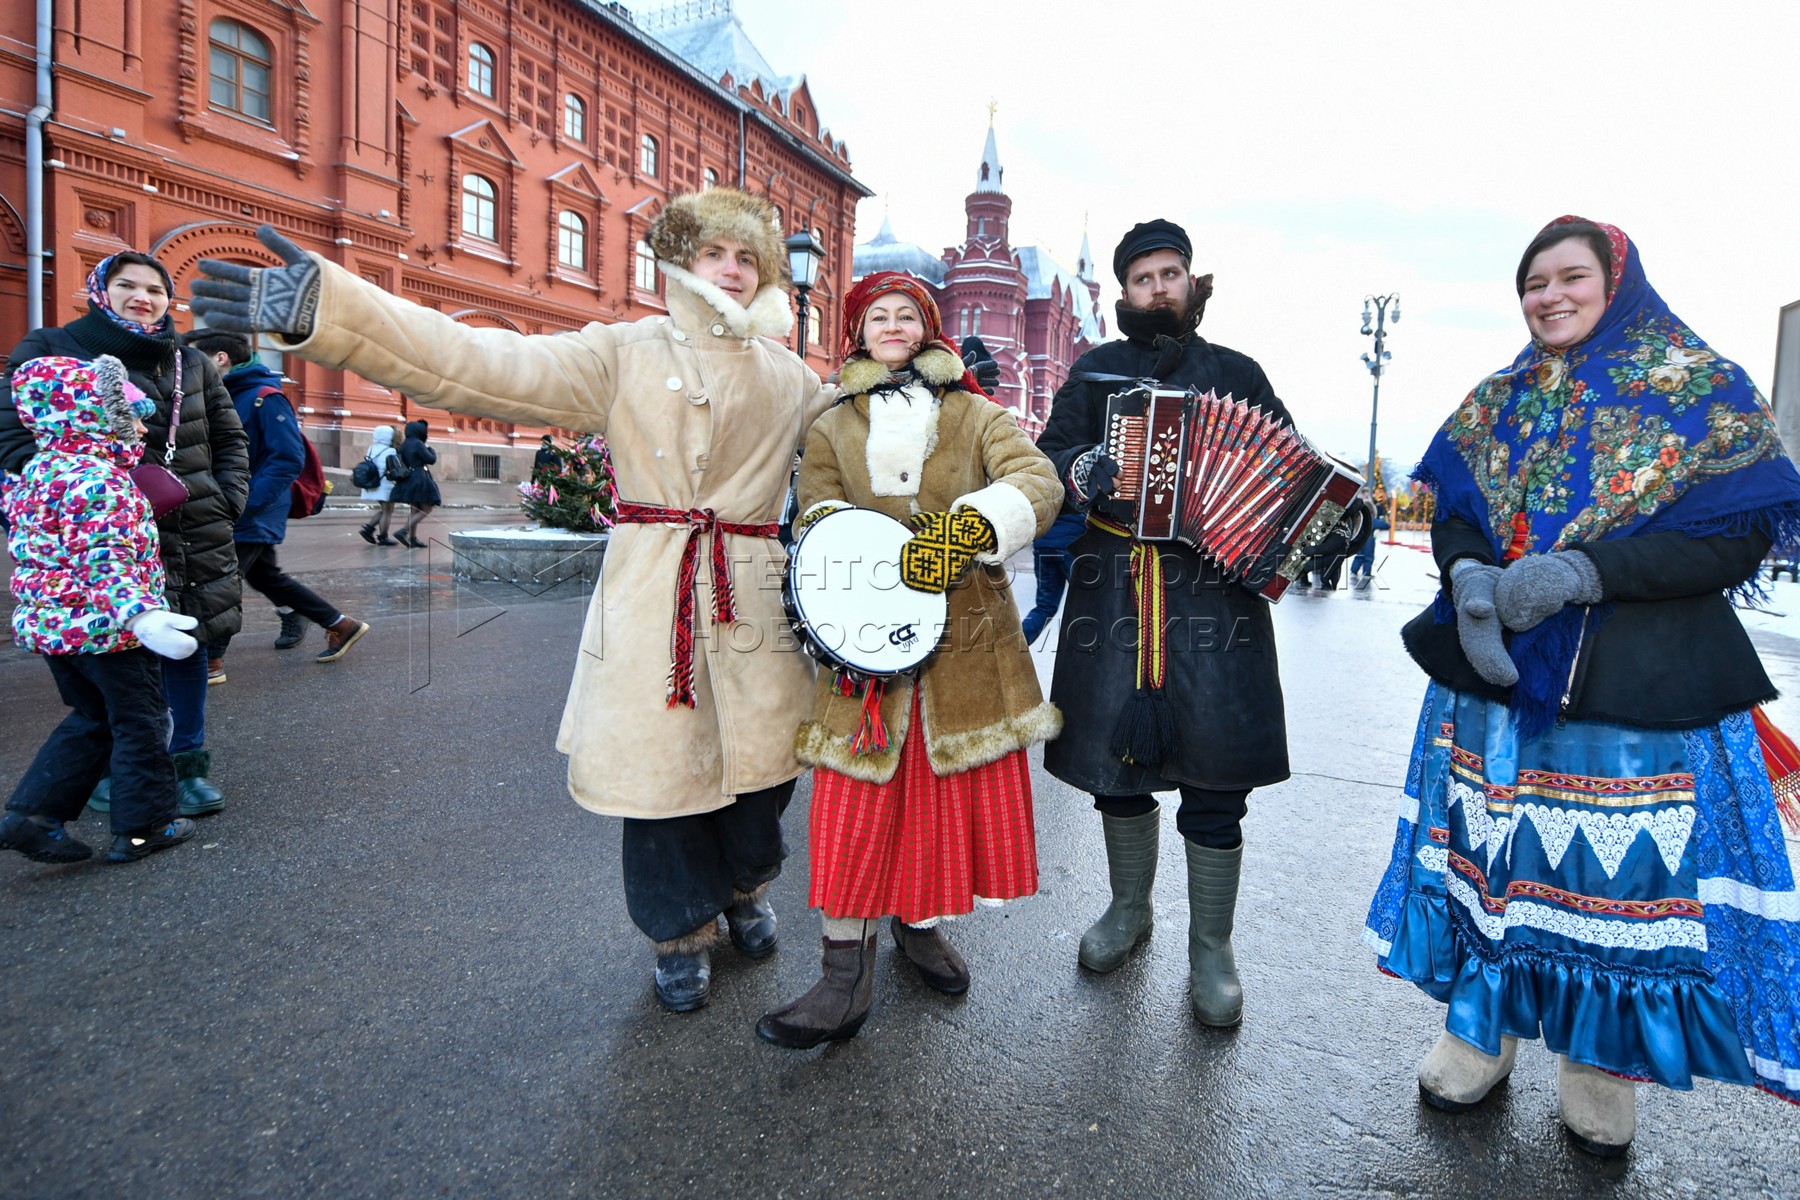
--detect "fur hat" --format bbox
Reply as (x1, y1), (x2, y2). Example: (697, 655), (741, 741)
(646, 188), (788, 291)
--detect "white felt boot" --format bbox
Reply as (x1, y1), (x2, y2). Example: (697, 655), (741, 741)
(1417, 1030), (1518, 1111)
(1557, 1055), (1636, 1157)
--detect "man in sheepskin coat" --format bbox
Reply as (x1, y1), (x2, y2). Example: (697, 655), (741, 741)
(1035, 218), (1297, 1030)
(193, 191), (834, 1013)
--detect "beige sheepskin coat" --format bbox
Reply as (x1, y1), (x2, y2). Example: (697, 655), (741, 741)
(288, 257), (833, 818)
(793, 347), (1064, 783)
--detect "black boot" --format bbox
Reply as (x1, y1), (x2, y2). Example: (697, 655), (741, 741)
(652, 922), (716, 1013)
(725, 883), (777, 958)
(756, 928), (878, 1048)
(172, 749), (225, 818)
(890, 917), (969, 994)
(0, 812), (93, 864)
(274, 610), (307, 649)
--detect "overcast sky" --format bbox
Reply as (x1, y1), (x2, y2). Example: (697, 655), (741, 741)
(700, 0), (1800, 468)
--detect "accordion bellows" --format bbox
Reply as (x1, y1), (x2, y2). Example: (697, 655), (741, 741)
(1102, 387), (1364, 601)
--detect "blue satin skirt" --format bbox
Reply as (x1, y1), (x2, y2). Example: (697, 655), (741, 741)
(1364, 684), (1800, 1103)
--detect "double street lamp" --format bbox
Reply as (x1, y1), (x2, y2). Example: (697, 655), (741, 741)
(1360, 293), (1400, 494)
(785, 230), (826, 354)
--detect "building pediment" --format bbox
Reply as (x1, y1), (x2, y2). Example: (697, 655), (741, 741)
(547, 163), (610, 203)
(448, 120), (522, 166)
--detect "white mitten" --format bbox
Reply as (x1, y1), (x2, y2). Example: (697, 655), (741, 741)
(128, 610), (200, 660)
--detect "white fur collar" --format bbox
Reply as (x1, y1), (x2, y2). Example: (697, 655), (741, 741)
(660, 262), (793, 339)
(864, 384), (940, 498)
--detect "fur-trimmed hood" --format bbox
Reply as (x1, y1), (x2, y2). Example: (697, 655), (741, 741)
(647, 188), (788, 291)
(838, 347), (965, 397)
(661, 262), (794, 340)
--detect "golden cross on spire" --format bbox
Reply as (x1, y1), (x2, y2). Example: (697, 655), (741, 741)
(987, 98), (998, 127)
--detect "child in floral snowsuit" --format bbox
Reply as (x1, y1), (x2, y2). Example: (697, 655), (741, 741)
(0, 356), (203, 864)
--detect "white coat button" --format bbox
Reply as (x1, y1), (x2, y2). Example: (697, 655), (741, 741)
(710, 323), (725, 337)
(673, 331), (687, 342)
(665, 376), (682, 390)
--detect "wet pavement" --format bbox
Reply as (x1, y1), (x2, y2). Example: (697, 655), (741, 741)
(2, 521), (1798, 1199)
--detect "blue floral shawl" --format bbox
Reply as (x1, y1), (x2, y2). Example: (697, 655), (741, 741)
(1417, 217), (1800, 733)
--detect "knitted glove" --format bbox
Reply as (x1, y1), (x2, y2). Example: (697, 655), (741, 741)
(1450, 560), (1518, 687)
(1066, 447), (1120, 511)
(191, 226), (323, 340)
(793, 501), (846, 536)
(128, 610), (200, 660)
(1493, 551), (1604, 632)
(900, 508), (997, 593)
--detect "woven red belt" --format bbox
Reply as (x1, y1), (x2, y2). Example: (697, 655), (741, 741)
(613, 499), (780, 708)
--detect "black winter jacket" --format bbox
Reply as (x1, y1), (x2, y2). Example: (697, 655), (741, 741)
(1403, 515), (1776, 728)
(3, 309), (248, 642)
(1036, 331), (1292, 793)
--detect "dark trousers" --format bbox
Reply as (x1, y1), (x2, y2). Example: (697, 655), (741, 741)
(621, 780), (795, 943)
(212, 542), (340, 654)
(7, 649), (178, 834)
(1094, 786), (1250, 850)
(161, 649), (207, 753)
(1022, 542), (1073, 645)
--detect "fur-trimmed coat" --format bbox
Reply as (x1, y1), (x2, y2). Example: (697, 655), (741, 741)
(793, 348), (1064, 783)
(285, 256), (834, 819)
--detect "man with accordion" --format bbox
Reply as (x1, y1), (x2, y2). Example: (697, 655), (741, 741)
(1038, 218), (1357, 1028)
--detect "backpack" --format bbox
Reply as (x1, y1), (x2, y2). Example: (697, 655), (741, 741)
(384, 452), (413, 483)
(351, 452), (383, 490)
(251, 386), (330, 519)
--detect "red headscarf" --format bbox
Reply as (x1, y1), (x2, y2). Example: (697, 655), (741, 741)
(841, 271), (986, 396)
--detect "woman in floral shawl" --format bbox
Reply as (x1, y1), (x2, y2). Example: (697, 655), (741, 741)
(1364, 217), (1800, 1156)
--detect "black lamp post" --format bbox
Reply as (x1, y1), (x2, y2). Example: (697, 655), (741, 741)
(1360, 293), (1400, 489)
(785, 229), (826, 354)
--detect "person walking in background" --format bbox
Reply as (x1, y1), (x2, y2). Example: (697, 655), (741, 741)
(533, 434), (559, 480)
(1022, 510), (1086, 645)
(0, 356), (199, 864)
(388, 419), (440, 549)
(356, 424), (401, 545)
(1, 250), (245, 818)
(187, 332), (369, 668)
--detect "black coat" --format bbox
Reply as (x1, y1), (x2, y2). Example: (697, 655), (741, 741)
(388, 420), (441, 507)
(1035, 332), (1292, 794)
(1404, 515), (1776, 729)
(3, 309), (248, 642)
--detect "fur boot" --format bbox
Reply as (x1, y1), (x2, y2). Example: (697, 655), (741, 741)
(890, 917), (970, 995)
(1078, 809), (1159, 972)
(725, 882), (777, 959)
(756, 925), (878, 1049)
(1417, 1030), (1519, 1112)
(652, 920), (718, 1013)
(1557, 1055), (1636, 1157)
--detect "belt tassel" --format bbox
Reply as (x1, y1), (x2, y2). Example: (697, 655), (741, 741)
(1092, 514), (1180, 768)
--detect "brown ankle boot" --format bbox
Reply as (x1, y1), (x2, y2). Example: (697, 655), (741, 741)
(755, 932), (877, 1048)
(890, 917), (970, 994)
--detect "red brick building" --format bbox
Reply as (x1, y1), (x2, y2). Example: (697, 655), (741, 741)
(0, 0), (869, 478)
(853, 124), (1103, 436)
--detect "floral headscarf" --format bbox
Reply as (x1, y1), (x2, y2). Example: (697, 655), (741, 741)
(1418, 216), (1800, 729)
(86, 254), (174, 338)
(841, 271), (985, 396)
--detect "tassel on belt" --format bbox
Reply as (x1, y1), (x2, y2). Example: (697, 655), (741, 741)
(612, 499), (779, 708)
(1088, 513), (1179, 768)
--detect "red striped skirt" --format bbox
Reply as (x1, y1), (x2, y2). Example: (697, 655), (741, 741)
(808, 691), (1038, 924)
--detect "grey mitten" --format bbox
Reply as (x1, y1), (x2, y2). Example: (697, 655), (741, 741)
(191, 225), (323, 340)
(1450, 559), (1518, 687)
(1493, 551), (1603, 632)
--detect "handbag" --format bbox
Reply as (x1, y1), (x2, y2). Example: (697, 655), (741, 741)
(130, 384), (188, 518)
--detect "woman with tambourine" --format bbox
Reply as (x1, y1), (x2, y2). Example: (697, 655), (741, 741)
(756, 272), (1063, 1049)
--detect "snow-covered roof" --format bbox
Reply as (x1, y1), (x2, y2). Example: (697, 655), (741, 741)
(1016, 246), (1102, 341)
(641, 2), (802, 107)
(852, 215), (947, 286)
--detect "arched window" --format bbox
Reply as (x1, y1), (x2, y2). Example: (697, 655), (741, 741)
(563, 95), (586, 142)
(558, 211), (587, 270)
(808, 302), (824, 346)
(972, 306), (982, 336)
(635, 240), (659, 292)
(208, 19), (272, 122)
(639, 134), (658, 177)
(467, 43), (495, 97)
(770, 204), (782, 230)
(702, 167), (718, 191)
(461, 174), (497, 241)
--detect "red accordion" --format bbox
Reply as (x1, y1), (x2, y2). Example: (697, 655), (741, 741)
(1101, 386), (1365, 601)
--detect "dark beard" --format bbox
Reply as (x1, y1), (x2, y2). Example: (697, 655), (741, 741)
(1113, 274), (1213, 345)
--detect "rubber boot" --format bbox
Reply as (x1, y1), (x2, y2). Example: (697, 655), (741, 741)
(88, 776), (112, 814)
(1185, 839), (1244, 1027)
(1417, 1030), (1519, 1111)
(172, 749), (225, 817)
(1558, 1055), (1636, 1157)
(652, 921), (716, 1013)
(725, 882), (778, 959)
(756, 926), (878, 1048)
(1078, 809), (1159, 972)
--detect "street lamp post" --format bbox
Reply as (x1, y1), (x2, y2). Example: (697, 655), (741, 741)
(1359, 293), (1400, 496)
(785, 229), (826, 355)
